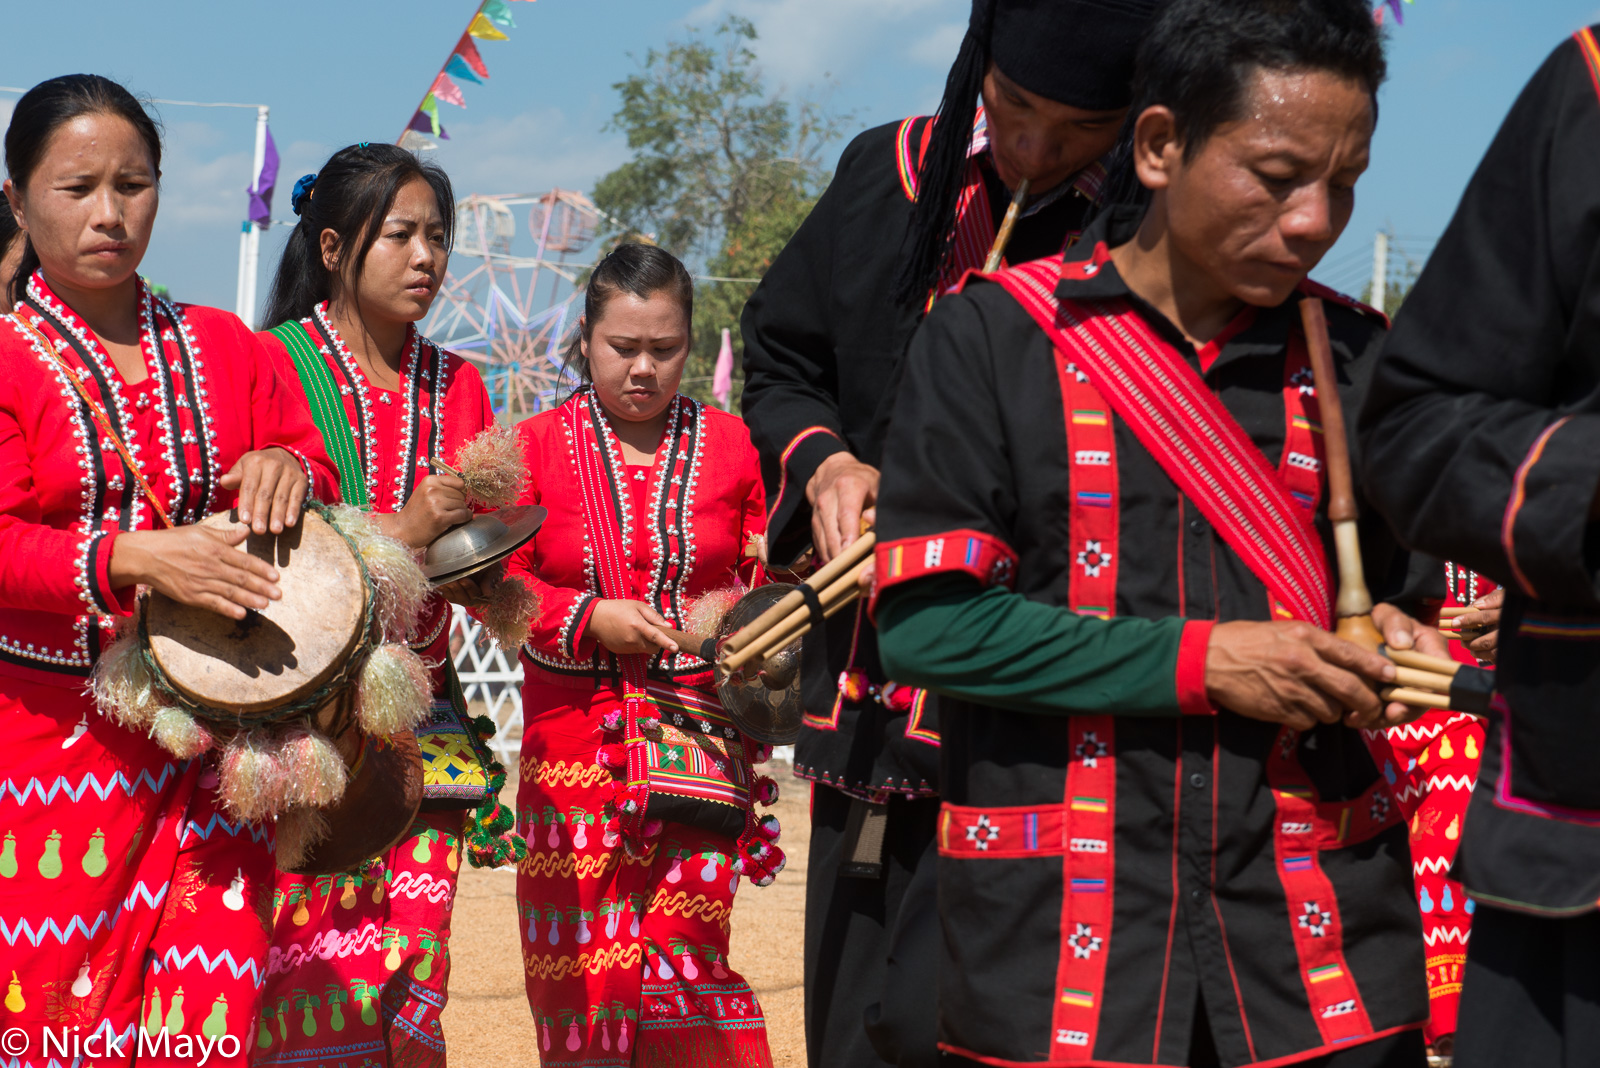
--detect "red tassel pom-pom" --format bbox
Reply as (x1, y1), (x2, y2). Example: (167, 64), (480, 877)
(601, 708), (624, 732)
(596, 743), (627, 770)
(839, 669), (868, 703)
(757, 813), (781, 841)
(754, 776), (779, 806)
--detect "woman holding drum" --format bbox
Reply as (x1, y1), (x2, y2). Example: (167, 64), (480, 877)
(506, 243), (779, 1067)
(0, 76), (338, 1063)
(253, 143), (514, 1068)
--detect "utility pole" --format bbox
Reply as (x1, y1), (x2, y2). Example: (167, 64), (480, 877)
(1371, 230), (1389, 315)
(235, 105), (270, 327)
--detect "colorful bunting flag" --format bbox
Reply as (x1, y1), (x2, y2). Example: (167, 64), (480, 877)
(431, 71), (467, 108)
(468, 13), (509, 41)
(445, 54), (484, 85)
(483, 0), (516, 28)
(454, 33), (489, 78)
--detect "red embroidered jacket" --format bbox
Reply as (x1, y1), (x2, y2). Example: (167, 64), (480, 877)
(0, 273), (338, 685)
(505, 390), (765, 690)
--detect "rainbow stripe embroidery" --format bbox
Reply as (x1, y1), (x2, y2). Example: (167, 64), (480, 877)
(1308, 964), (1344, 984)
(1061, 987), (1095, 1009)
(1071, 409), (1109, 427)
(1070, 796), (1108, 813)
(1071, 878), (1107, 893)
(1076, 492), (1112, 508)
(1520, 617), (1600, 640)
(1284, 855), (1313, 873)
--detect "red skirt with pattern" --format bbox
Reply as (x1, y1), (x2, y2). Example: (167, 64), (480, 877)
(1370, 705), (1483, 1044)
(254, 810), (466, 1068)
(516, 679), (773, 1068)
(0, 677), (274, 1067)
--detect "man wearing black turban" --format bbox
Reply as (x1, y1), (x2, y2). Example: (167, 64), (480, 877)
(740, 3), (1159, 1066)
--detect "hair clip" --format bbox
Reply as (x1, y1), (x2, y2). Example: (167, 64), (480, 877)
(291, 173), (318, 216)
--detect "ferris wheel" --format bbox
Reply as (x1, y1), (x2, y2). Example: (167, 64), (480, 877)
(425, 189), (615, 419)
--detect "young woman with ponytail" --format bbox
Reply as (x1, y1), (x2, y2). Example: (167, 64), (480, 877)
(0, 74), (338, 1065)
(502, 242), (777, 1067)
(253, 143), (520, 1068)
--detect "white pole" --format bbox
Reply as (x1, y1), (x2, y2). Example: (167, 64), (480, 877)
(1371, 230), (1389, 313)
(235, 221), (251, 320)
(238, 105), (269, 328)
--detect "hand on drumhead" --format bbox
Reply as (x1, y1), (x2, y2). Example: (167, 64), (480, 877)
(221, 447), (308, 534)
(806, 452), (879, 564)
(586, 599), (679, 656)
(109, 524), (283, 621)
(385, 474), (474, 550)
(1203, 620), (1399, 732)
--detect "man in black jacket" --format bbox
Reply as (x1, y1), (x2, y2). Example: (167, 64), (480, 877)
(1359, 25), (1600, 1068)
(740, 1), (1158, 1064)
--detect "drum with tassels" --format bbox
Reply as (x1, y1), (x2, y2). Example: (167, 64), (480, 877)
(92, 502), (435, 875)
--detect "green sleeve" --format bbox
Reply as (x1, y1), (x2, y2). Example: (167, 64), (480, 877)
(877, 575), (1200, 717)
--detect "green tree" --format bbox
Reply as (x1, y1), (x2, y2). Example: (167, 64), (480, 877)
(592, 16), (850, 405)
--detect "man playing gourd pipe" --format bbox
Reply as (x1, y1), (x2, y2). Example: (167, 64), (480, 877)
(871, 1), (1447, 1065)
(739, 2), (1159, 1063)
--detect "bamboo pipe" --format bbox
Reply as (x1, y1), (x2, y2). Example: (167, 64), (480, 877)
(983, 179), (1030, 273)
(1386, 648), (1463, 677)
(731, 556), (871, 669)
(1384, 688), (1451, 711)
(720, 532), (876, 657)
(1439, 606), (1473, 619)
(1392, 666), (1457, 693)
(1299, 298), (1383, 650)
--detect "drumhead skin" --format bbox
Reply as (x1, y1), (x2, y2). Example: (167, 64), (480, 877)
(146, 511), (367, 715)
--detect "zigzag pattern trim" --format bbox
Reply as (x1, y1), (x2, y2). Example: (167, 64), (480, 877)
(150, 944), (265, 986)
(0, 911), (115, 947)
(0, 880), (168, 946)
(1392, 783), (1425, 807)
(1385, 714), (1477, 743)
(181, 812), (271, 846)
(388, 872), (455, 904)
(1413, 857), (1453, 875)
(1424, 774), (1476, 793)
(518, 849), (652, 880)
(267, 922), (383, 976)
(522, 758), (610, 789)
(1423, 927), (1471, 946)
(0, 764), (180, 807)
(523, 942), (642, 981)
(646, 890), (733, 931)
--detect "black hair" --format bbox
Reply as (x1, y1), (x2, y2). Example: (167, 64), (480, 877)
(565, 242), (694, 386)
(890, 2), (996, 307)
(1127, 0), (1385, 201)
(262, 142), (455, 327)
(0, 198), (20, 290)
(3, 74), (163, 308)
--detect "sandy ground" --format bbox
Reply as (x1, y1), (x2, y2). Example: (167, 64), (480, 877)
(439, 763), (810, 1066)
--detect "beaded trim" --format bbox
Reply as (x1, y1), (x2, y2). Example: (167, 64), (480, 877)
(310, 303), (439, 512)
(523, 390), (711, 679)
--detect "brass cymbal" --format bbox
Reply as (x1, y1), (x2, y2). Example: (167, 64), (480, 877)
(423, 505), (547, 585)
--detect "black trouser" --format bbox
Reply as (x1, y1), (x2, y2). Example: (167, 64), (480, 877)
(804, 784), (941, 1068)
(1454, 904), (1600, 1068)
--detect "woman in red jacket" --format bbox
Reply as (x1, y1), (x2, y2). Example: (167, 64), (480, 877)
(506, 244), (778, 1067)
(0, 76), (336, 1064)
(253, 142), (513, 1068)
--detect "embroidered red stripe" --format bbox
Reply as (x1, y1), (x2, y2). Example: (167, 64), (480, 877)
(873, 529), (1018, 601)
(988, 258), (1334, 629)
(1500, 417), (1570, 598)
(1051, 716), (1116, 1061)
(1267, 727), (1382, 1046)
(1063, 356), (1119, 620)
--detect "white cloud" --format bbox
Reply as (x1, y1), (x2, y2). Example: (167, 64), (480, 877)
(684, 0), (966, 89)
(429, 107), (630, 198)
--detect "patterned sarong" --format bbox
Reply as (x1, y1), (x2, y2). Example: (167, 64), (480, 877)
(255, 811), (465, 1067)
(0, 678), (273, 1067)
(517, 680), (773, 1068)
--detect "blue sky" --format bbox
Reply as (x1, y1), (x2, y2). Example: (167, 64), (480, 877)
(2, 0), (1597, 318)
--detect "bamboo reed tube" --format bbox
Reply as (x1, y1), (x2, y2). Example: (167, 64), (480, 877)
(984, 179), (1030, 273)
(723, 555), (871, 673)
(1385, 647), (1463, 677)
(1391, 666), (1456, 694)
(1381, 687), (1451, 711)
(720, 532), (876, 657)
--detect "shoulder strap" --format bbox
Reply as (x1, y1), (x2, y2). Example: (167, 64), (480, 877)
(987, 260), (1335, 629)
(269, 321), (369, 509)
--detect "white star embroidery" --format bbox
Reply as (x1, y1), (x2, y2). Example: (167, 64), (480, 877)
(1075, 731), (1108, 768)
(1298, 901), (1332, 938)
(1291, 367), (1316, 396)
(1076, 540), (1112, 578)
(1068, 923), (1103, 959)
(965, 815), (999, 851)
